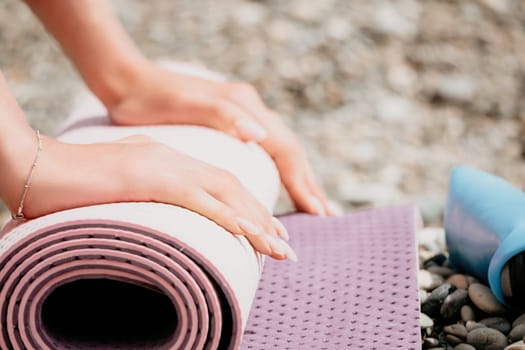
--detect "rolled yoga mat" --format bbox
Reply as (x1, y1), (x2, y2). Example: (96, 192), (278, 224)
(0, 64), (280, 349)
(0, 63), (422, 349)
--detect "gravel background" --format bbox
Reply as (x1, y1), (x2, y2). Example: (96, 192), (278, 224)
(1, 0), (525, 224)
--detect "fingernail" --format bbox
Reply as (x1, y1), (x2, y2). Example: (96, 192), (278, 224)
(265, 235), (287, 255)
(237, 217), (262, 236)
(309, 196), (327, 216)
(327, 200), (344, 216)
(235, 119), (267, 142)
(286, 245), (299, 262)
(272, 217), (290, 241)
(266, 235), (298, 262)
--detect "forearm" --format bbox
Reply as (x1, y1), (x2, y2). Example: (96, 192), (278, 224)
(24, 0), (149, 108)
(0, 71), (40, 211)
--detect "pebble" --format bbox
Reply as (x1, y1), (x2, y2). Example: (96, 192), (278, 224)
(454, 345), (476, 350)
(444, 324), (468, 339)
(435, 74), (477, 104)
(420, 289), (429, 304)
(419, 270), (446, 291)
(447, 274), (470, 290)
(422, 284), (456, 317)
(420, 312), (434, 329)
(466, 321), (487, 332)
(468, 283), (506, 315)
(479, 317), (511, 335)
(446, 334), (463, 346)
(509, 325), (525, 343)
(505, 341), (525, 350)
(428, 266), (455, 278)
(513, 314), (525, 328)
(441, 289), (469, 321)
(461, 305), (476, 322)
(424, 337), (440, 347)
(466, 328), (508, 350)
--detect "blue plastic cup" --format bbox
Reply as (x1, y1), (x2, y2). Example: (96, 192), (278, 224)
(445, 166), (525, 305)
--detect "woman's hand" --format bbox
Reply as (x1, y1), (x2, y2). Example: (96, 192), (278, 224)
(106, 64), (336, 216)
(6, 135), (297, 261)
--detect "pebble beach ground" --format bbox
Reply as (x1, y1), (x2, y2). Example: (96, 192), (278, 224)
(1, 1), (525, 349)
(419, 228), (525, 350)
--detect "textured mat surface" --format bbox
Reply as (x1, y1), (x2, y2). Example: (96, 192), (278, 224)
(242, 206), (421, 350)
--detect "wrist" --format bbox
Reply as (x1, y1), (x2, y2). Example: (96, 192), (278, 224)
(0, 130), (46, 214)
(87, 54), (152, 111)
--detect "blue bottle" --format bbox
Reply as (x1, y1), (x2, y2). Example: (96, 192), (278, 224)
(445, 166), (525, 306)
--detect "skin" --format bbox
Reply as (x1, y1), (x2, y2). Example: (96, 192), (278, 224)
(0, 0), (336, 260)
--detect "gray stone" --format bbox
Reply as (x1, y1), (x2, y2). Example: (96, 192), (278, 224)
(444, 323), (468, 339)
(466, 321), (487, 332)
(479, 317), (511, 335)
(468, 284), (506, 315)
(466, 328), (508, 350)
(447, 334), (464, 346)
(461, 305), (476, 322)
(428, 266), (455, 278)
(454, 345), (476, 350)
(422, 284), (456, 317)
(513, 314), (525, 328)
(441, 289), (469, 321)
(508, 325), (525, 343)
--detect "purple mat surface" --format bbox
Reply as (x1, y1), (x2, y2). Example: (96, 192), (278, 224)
(242, 205), (421, 350)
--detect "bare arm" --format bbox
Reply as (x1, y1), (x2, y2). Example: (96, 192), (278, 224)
(0, 72), (38, 211)
(23, 0), (146, 108)
(24, 0), (334, 216)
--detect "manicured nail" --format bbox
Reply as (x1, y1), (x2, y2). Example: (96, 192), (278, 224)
(237, 217), (262, 236)
(309, 196), (326, 216)
(272, 217), (290, 241)
(266, 235), (298, 262)
(235, 119), (268, 142)
(327, 200), (344, 216)
(265, 235), (287, 255)
(285, 245), (299, 262)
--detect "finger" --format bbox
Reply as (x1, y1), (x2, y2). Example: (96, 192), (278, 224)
(272, 217), (290, 241)
(209, 100), (267, 142)
(180, 189), (277, 256)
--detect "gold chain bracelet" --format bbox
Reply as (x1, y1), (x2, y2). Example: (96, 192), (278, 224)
(12, 129), (43, 220)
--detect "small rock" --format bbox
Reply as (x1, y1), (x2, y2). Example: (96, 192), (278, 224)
(420, 270), (446, 291)
(447, 334), (464, 346)
(466, 328), (508, 350)
(435, 74), (477, 104)
(461, 305), (476, 322)
(375, 94), (415, 124)
(445, 324), (468, 339)
(466, 321), (486, 332)
(371, 2), (419, 39)
(454, 344), (476, 350)
(423, 284), (456, 317)
(418, 228), (447, 254)
(480, 317), (511, 335)
(428, 266), (455, 278)
(447, 274), (470, 290)
(505, 340), (525, 350)
(420, 289), (429, 304)
(231, 2), (268, 27)
(441, 289), (469, 321)
(509, 325), (525, 343)
(424, 253), (449, 268)
(513, 314), (525, 328)
(421, 312), (434, 329)
(424, 337), (440, 347)
(468, 283), (506, 315)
